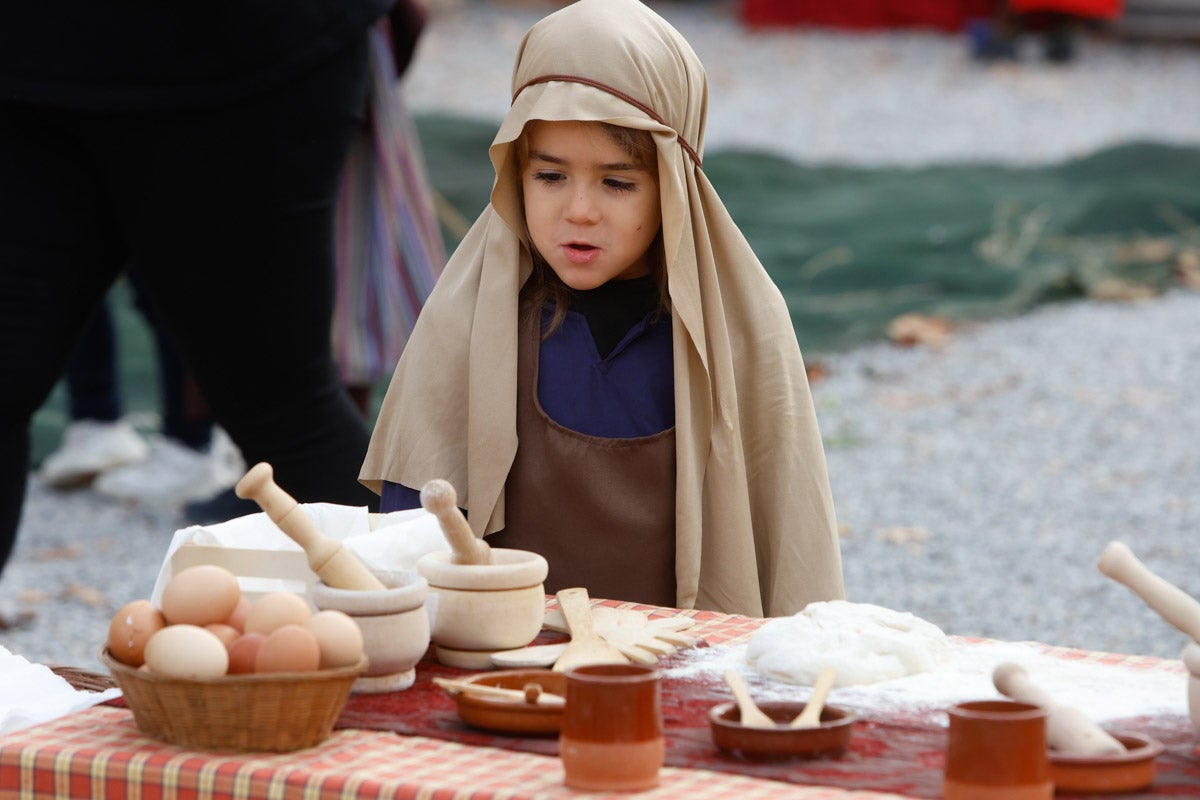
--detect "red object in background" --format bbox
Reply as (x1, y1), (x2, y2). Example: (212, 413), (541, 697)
(1009, 0), (1122, 18)
(740, 0), (992, 31)
(737, 0), (1128, 29)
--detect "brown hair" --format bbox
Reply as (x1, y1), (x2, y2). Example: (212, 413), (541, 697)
(517, 122), (669, 335)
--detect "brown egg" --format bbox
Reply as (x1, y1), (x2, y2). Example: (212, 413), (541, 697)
(244, 592), (311, 636)
(204, 623), (240, 649)
(227, 632), (266, 674)
(224, 595), (251, 632)
(304, 610), (364, 669)
(143, 624), (229, 678)
(107, 599), (166, 667)
(255, 624), (321, 673)
(160, 565), (241, 627)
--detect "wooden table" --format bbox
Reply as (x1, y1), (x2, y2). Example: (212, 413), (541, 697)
(2, 601), (1196, 800)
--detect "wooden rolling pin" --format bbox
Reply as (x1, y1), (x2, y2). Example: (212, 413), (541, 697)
(420, 479), (492, 565)
(235, 462), (385, 591)
(993, 662), (1124, 756)
(1097, 540), (1200, 644)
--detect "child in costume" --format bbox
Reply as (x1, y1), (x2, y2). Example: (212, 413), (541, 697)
(361, 0), (844, 617)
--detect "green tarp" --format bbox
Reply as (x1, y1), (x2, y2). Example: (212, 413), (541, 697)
(30, 116), (1200, 463)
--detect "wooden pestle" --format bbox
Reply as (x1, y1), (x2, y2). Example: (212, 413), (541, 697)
(993, 662), (1125, 757)
(234, 462), (385, 591)
(1097, 540), (1200, 644)
(419, 479), (492, 565)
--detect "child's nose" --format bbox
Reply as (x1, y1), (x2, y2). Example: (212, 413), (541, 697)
(564, 189), (600, 223)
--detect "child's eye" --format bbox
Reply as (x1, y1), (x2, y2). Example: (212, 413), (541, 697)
(532, 170), (564, 185)
(604, 178), (637, 192)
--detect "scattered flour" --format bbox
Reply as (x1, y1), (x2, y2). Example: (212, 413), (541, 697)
(667, 638), (1188, 726)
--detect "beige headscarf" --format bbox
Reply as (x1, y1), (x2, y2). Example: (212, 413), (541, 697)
(362, 0), (844, 617)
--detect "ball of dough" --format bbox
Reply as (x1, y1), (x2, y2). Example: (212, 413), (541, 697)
(746, 600), (950, 686)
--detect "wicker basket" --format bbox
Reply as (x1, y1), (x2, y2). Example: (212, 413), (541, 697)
(99, 647), (366, 752)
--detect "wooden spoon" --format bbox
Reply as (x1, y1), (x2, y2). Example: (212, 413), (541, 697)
(993, 662), (1124, 757)
(551, 587), (629, 672)
(790, 666), (837, 728)
(1097, 540), (1200, 643)
(420, 479), (492, 566)
(722, 669), (776, 729)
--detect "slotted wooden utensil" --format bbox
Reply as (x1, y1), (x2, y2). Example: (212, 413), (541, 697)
(551, 587), (629, 672)
(544, 606), (699, 664)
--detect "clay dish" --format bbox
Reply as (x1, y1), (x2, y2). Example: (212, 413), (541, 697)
(1050, 731), (1164, 794)
(445, 669), (566, 736)
(709, 700), (857, 760)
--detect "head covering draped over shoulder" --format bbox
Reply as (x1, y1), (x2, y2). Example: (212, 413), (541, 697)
(361, 0), (844, 617)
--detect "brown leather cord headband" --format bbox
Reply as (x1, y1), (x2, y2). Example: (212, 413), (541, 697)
(513, 74), (702, 167)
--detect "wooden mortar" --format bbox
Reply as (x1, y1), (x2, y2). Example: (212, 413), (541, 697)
(417, 547), (549, 669)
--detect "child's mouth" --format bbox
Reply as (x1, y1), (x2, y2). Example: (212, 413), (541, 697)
(564, 243), (600, 264)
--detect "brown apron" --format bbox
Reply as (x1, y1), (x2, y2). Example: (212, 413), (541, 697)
(489, 309), (677, 607)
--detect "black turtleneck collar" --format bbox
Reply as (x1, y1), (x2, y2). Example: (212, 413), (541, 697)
(567, 275), (660, 359)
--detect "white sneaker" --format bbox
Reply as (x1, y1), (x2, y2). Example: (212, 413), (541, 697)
(93, 427), (245, 506)
(38, 419), (150, 489)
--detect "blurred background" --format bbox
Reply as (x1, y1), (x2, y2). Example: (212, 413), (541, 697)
(28, 0), (1200, 462)
(8, 0), (1200, 668)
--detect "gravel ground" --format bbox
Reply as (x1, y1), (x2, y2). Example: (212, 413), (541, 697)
(3, 1), (1200, 672)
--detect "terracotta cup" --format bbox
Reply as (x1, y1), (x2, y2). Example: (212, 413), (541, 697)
(945, 700), (1053, 800)
(560, 663), (664, 792)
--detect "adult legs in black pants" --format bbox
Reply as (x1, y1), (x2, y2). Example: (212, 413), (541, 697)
(0, 38), (377, 576)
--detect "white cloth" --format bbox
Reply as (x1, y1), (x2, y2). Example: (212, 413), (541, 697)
(0, 647), (120, 735)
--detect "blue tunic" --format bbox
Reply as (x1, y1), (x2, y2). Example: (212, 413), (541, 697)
(380, 304), (673, 512)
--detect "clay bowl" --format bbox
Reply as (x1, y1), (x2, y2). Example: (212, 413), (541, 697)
(444, 669), (566, 736)
(709, 701), (857, 760)
(1049, 731), (1164, 794)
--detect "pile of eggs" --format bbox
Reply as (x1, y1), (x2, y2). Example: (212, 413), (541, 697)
(107, 564), (364, 679)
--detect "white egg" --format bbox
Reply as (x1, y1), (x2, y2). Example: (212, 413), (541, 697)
(143, 624), (230, 678)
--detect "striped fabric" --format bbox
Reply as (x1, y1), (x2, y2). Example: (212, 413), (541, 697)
(332, 21), (446, 386)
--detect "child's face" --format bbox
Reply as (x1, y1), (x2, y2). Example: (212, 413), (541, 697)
(521, 121), (662, 291)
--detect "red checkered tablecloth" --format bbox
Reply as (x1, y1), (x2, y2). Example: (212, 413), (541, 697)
(3, 600), (1197, 799)
(0, 706), (906, 800)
